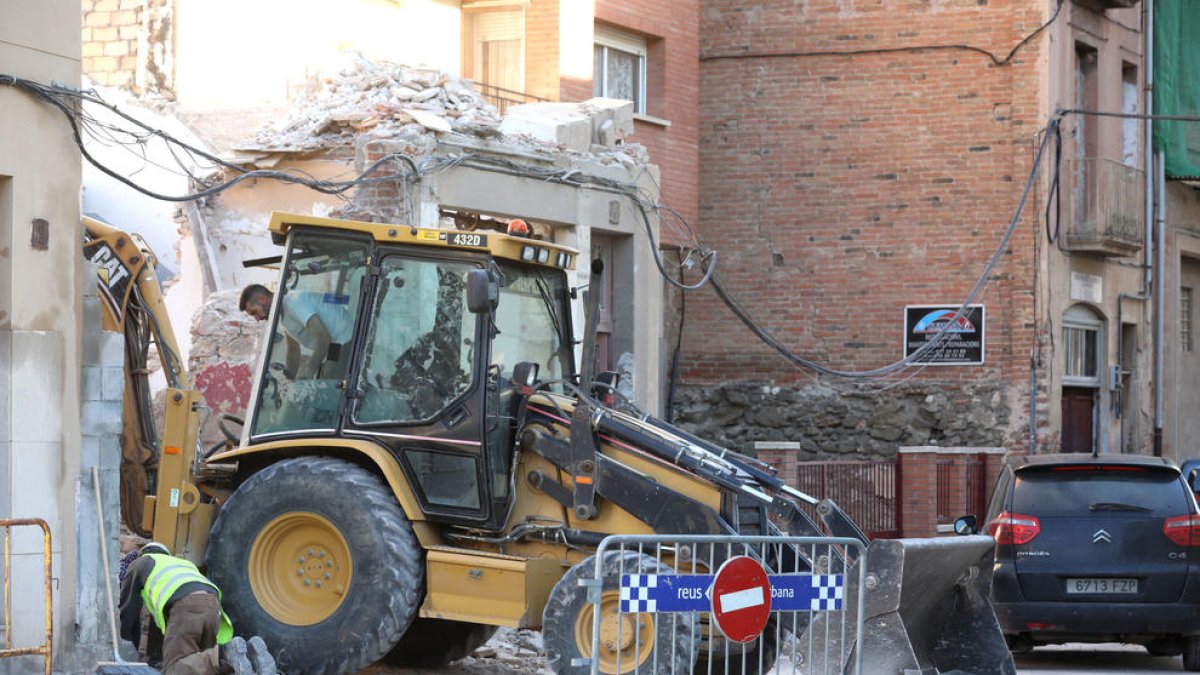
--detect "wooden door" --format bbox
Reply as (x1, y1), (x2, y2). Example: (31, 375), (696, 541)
(1061, 386), (1096, 453)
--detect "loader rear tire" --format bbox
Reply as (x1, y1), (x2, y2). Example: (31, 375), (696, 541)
(543, 551), (699, 675)
(206, 457), (422, 675)
(380, 618), (497, 667)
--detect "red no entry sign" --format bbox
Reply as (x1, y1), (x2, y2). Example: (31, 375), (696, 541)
(711, 555), (772, 643)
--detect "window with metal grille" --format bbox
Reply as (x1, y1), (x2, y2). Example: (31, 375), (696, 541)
(594, 24), (646, 114)
(1182, 286), (1193, 352)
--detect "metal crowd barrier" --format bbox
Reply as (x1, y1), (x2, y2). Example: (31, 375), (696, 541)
(1, 518), (53, 675)
(583, 534), (867, 675)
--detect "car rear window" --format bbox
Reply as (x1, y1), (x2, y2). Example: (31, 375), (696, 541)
(1013, 467), (1190, 516)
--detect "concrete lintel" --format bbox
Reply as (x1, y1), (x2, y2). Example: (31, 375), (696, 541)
(434, 165), (602, 227)
(898, 446), (1007, 455)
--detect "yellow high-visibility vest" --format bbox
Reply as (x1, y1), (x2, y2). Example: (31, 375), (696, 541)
(140, 553), (233, 644)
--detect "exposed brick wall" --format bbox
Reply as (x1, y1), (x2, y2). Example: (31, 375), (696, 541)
(82, 0), (173, 94)
(689, 0), (1046, 449)
(516, 0), (701, 243)
(596, 0), (700, 244)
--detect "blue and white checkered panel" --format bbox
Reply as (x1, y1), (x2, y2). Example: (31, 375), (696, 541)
(620, 574), (659, 613)
(809, 574), (844, 611)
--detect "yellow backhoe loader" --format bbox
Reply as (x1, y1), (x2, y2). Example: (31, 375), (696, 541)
(86, 212), (1014, 675)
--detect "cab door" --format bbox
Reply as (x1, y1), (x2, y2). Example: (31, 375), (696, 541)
(346, 253), (490, 522)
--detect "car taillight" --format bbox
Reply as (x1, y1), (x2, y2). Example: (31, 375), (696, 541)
(987, 511), (1041, 545)
(1163, 514), (1200, 546)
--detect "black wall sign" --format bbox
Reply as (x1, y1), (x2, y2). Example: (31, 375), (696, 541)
(903, 305), (985, 365)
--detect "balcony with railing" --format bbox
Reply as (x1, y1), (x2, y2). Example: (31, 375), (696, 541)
(471, 82), (548, 116)
(1062, 158), (1144, 257)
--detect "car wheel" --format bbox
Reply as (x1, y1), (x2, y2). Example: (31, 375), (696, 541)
(1183, 635), (1200, 671)
(1147, 637), (1182, 657)
(1005, 634), (1033, 655)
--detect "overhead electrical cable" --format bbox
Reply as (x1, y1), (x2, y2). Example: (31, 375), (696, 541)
(3, 72), (1059, 382)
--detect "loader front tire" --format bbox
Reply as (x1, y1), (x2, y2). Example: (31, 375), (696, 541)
(696, 620), (778, 675)
(380, 618), (496, 667)
(543, 551), (699, 675)
(206, 457), (422, 675)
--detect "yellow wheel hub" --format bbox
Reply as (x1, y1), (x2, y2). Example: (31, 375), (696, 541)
(574, 590), (655, 674)
(249, 512), (351, 625)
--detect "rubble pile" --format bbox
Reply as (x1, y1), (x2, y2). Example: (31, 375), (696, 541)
(236, 56), (649, 166)
(460, 627), (551, 673)
(241, 57), (504, 153)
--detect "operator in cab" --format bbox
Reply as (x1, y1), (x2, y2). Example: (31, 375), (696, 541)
(239, 284), (353, 379)
(118, 542), (276, 675)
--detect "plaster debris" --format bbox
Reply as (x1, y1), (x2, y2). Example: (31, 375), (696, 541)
(232, 56), (648, 165)
(237, 58), (504, 153)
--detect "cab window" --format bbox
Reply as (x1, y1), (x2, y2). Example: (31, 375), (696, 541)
(354, 256), (477, 424)
(251, 234), (367, 436)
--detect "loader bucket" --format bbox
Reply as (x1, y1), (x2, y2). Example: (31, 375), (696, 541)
(800, 535), (1015, 675)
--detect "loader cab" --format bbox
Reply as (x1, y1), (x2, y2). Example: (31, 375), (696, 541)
(245, 217), (576, 530)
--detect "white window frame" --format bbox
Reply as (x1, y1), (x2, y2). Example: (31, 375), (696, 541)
(1063, 305), (1103, 388)
(594, 24), (647, 114)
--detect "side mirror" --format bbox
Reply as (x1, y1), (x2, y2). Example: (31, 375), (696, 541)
(512, 361), (540, 396)
(467, 269), (498, 314)
(953, 515), (979, 536)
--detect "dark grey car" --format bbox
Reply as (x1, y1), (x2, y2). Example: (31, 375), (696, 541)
(981, 454), (1200, 670)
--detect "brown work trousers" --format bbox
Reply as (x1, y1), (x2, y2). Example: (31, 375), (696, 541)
(161, 591), (222, 675)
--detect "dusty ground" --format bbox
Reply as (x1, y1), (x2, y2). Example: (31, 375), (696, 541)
(364, 628), (551, 675)
(365, 628), (818, 675)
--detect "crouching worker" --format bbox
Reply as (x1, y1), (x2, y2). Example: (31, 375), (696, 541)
(119, 542), (275, 675)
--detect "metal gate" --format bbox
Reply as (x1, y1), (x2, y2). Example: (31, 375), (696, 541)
(581, 534), (867, 675)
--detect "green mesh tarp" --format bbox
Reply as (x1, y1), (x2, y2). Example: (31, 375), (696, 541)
(1153, 0), (1200, 178)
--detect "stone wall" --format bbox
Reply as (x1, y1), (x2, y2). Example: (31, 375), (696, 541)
(671, 380), (1011, 458)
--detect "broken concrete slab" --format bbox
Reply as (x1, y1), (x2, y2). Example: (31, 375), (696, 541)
(499, 102), (593, 152)
(405, 108), (452, 134)
(581, 97), (635, 146)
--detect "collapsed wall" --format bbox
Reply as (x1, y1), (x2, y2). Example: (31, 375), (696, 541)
(190, 290), (261, 448)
